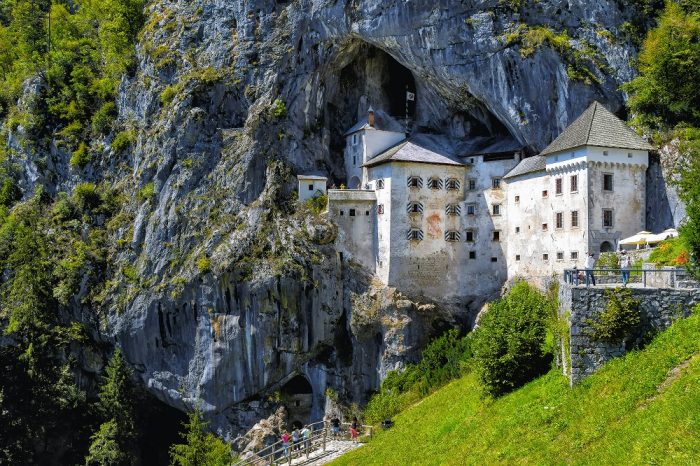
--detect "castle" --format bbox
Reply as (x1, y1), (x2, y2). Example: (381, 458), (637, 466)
(298, 102), (652, 303)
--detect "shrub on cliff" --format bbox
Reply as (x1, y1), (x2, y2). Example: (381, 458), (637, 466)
(472, 281), (554, 397)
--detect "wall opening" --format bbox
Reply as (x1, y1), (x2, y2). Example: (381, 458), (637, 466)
(600, 241), (614, 253)
(281, 375), (313, 427)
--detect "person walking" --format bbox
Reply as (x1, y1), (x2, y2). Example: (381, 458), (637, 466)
(292, 427), (300, 454)
(301, 425), (311, 455)
(350, 416), (359, 443)
(281, 430), (290, 457)
(620, 250), (631, 285)
(585, 252), (597, 286)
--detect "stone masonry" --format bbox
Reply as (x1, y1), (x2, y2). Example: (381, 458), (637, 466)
(559, 284), (700, 384)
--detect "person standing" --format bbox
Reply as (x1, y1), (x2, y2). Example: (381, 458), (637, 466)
(585, 252), (597, 286)
(330, 416), (341, 439)
(620, 251), (631, 285)
(301, 425), (311, 454)
(292, 427), (300, 453)
(281, 430), (290, 457)
(350, 417), (359, 443)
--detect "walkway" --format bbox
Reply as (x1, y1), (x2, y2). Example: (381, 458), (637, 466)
(288, 440), (363, 466)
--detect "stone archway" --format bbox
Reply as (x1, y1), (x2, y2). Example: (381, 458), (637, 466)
(281, 375), (313, 427)
(349, 176), (361, 189)
(600, 241), (614, 253)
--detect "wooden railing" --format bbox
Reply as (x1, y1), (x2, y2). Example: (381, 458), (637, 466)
(232, 421), (373, 466)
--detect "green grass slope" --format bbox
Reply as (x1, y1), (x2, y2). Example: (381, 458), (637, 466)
(333, 312), (700, 465)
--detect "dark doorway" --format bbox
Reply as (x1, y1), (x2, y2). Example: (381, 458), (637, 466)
(281, 375), (313, 427)
(600, 241), (614, 253)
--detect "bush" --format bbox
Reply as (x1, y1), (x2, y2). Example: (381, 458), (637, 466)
(160, 85), (177, 105)
(111, 130), (136, 153)
(648, 237), (689, 266)
(472, 281), (554, 397)
(304, 194), (327, 215)
(271, 98), (287, 119)
(70, 142), (91, 168)
(589, 288), (641, 343)
(137, 182), (156, 202)
(196, 255), (211, 273)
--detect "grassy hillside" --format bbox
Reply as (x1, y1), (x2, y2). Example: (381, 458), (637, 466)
(333, 311), (700, 465)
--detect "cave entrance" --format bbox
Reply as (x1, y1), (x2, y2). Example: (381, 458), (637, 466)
(382, 52), (416, 121)
(281, 375), (313, 427)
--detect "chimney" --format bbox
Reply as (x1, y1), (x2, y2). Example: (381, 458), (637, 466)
(368, 106), (375, 128)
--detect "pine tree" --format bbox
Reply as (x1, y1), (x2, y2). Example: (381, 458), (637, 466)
(86, 348), (137, 465)
(169, 408), (231, 466)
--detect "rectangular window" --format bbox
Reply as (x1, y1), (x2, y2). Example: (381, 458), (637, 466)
(365, 211), (369, 216)
(376, 179), (384, 189)
(603, 150), (609, 156)
(555, 178), (563, 195)
(468, 179), (476, 191)
(339, 210), (344, 216)
(491, 257), (498, 263)
(492, 204), (501, 216)
(465, 230), (475, 242)
(542, 223), (548, 231)
(353, 156), (357, 166)
(571, 210), (579, 228)
(556, 212), (564, 229)
(467, 203), (476, 216)
(469, 251), (476, 259)
(603, 209), (613, 228)
(308, 184), (314, 191)
(428, 177), (443, 190)
(377, 204), (384, 214)
(570, 175), (578, 193)
(407, 229), (424, 241)
(445, 204), (461, 216)
(515, 226), (520, 233)
(445, 231), (461, 242)
(603, 173), (614, 191)
(349, 209), (356, 217)
(571, 251), (579, 260)
(515, 254), (521, 261)
(492, 231), (500, 242)
(446, 178), (461, 191)
(407, 202), (423, 214)
(542, 190), (548, 198)
(628, 152), (633, 158)
(556, 252), (564, 261)
(352, 134), (357, 145)
(407, 176), (422, 188)
(492, 178), (502, 190)
(514, 195), (520, 203)
(543, 253), (549, 261)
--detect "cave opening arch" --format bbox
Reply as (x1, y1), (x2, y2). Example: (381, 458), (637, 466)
(281, 374), (314, 427)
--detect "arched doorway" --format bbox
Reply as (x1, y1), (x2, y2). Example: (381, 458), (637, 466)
(281, 375), (313, 427)
(600, 241), (614, 253)
(349, 176), (361, 189)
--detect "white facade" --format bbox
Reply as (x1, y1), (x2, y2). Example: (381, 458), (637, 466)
(505, 145), (648, 283)
(297, 176), (327, 203)
(311, 101), (653, 304)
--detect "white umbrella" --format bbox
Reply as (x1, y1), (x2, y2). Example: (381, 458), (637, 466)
(619, 231), (652, 246)
(646, 228), (679, 244)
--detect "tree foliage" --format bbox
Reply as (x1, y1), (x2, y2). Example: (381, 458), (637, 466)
(472, 281), (554, 397)
(169, 408), (231, 466)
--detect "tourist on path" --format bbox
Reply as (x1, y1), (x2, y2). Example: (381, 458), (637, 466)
(350, 417), (359, 443)
(330, 416), (341, 439)
(281, 430), (290, 457)
(585, 253), (597, 286)
(620, 251), (632, 285)
(301, 425), (311, 454)
(292, 427), (300, 453)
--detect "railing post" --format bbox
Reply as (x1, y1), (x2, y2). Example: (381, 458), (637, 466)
(643, 270), (647, 288)
(369, 426), (373, 439)
(323, 428), (327, 451)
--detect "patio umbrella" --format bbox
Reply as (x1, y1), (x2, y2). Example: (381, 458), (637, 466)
(646, 228), (679, 244)
(619, 231), (652, 246)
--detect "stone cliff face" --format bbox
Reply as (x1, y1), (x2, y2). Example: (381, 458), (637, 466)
(10, 0), (652, 438)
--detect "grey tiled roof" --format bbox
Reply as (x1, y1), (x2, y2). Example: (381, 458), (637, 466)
(503, 155), (546, 179)
(540, 101), (654, 156)
(363, 136), (465, 168)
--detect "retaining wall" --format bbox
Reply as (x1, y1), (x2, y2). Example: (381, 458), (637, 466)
(559, 284), (700, 384)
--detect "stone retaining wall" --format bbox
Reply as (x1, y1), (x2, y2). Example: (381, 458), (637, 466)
(559, 284), (700, 384)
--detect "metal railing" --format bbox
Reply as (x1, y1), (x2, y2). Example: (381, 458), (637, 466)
(563, 267), (695, 288)
(233, 421), (373, 466)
